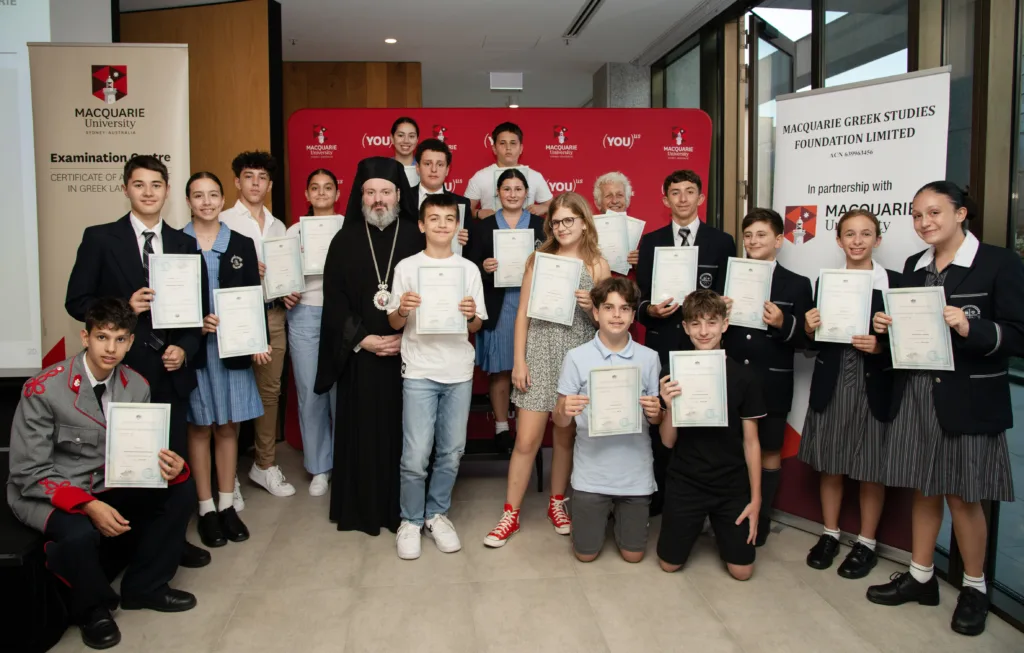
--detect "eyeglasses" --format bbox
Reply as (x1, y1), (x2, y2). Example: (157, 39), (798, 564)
(551, 216), (577, 230)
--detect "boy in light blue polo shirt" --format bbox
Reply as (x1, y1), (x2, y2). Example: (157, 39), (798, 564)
(554, 277), (664, 562)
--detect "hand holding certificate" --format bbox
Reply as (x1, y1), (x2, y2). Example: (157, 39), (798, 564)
(300, 216), (344, 275)
(105, 403), (171, 488)
(526, 253), (583, 326)
(451, 205), (467, 257)
(651, 246), (699, 305)
(815, 269), (873, 343)
(883, 287), (955, 371)
(493, 229), (536, 288)
(148, 254), (203, 329)
(262, 235), (305, 299)
(588, 367), (643, 436)
(214, 286), (269, 358)
(723, 257), (774, 330)
(417, 267), (467, 335)
(593, 214), (630, 275)
(669, 350), (728, 427)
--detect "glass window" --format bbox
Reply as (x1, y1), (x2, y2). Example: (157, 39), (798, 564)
(752, 1), (813, 91)
(944, 0), (975, 189)
(666, 46), (700, 109)
(823, 1), (908, 87)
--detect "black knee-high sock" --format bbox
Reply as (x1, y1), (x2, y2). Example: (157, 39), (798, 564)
(757, 468), (782, 547)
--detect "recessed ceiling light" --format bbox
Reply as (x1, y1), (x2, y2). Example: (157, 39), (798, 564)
(509, 103), (519, 109)
(384, 38), (397, 44)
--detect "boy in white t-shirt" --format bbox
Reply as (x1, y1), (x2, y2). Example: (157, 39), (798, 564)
(465, 121), (553, 220)
(386, 194), (488, 560)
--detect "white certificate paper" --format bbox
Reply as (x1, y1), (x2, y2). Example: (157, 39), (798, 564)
(669, 349), (728, 427)
(262, 235), (305, 300)
(588, 366), (643, 437)
(300, 216), (344, 275)
(527, 253), (583, 326)
(883, 287), (955, 371)
(148, 254), (204, 329)
(593, 214), (630, 275)
(816, 269), (873, 343)
(651, 246), (699, 305)
(451, 205), (467, 257)
(214, 286), (269, 358)
(625, 216), (645, 253)
(493, 229), (536, 288)
(724, 257), (774, 330)
(417, 266), (467, 335)
(105, 402), (171, 489)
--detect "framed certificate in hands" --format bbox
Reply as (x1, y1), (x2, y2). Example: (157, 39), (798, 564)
(593, 214), (630, 275)
(262, 235), (305, 299)
(493, 229), (535, 288)
(883, 287), (955, 371)
(526, 253), (583, 327)
(723, 257), (774, 330)
(588, 366), (642, 437)
(816, 269), (873, 343)
(416, 266), (467, 335)
(669, 349), (728, 427)
(300, 216), (344, 275)
(148, 254), (204, 329)
(651, 246), (699, 305)
(214, 286), (269, 358)
(105, 402), (171, 489)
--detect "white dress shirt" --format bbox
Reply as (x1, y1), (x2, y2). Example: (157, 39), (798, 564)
(129, 212), (164, 261)
(418, 185), (444, 208)
(219, 199), (286, 262)
(83, 360), (112, 418)
(672, 217), (700, 247)
(913, 230), (980, 271)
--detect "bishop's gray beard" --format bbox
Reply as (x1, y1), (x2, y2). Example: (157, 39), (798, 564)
(362, 203), (398, 230)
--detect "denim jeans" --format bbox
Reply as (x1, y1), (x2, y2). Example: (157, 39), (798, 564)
(287, 304), (336, 475)
(399, 377), (473, 525)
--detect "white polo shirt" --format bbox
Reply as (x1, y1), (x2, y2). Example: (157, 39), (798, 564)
(464, 164), (552, 212)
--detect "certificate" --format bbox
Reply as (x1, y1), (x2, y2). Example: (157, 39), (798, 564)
(493, 229), (536, 288)
(451, 205), (467, 257)
(148, 254), (203, 329)
(626, 216), (645, 253)
(214, 286), (269, 358)
(105, 402), (171, 489)
(527, 253), (583, 326)
(669, 349), (728, 427)
(816, 269), (873, 343)
(651, 246), (699, 305)
(883, 287), (955, 371)
(593, 214), (630, 275)
(300, 216), (344, 275)
(416, 266), (467, 335)
(262, 235), (305, 299)
(588, 366), (643, 437)
(723, 257), (774, 330)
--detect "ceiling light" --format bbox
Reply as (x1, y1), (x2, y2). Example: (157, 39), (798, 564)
(384, 38), (397, 44)
(507, 95), (520, 109)
(509, 103), (519, 109)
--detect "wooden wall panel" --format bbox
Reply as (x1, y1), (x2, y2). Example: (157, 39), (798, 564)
(281, 61), (421, 222)
(121, 0), (272, 210)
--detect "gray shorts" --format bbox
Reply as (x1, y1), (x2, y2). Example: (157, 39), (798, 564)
(569, 489), (651, 556)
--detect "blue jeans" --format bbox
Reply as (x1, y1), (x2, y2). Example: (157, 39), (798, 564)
(287, 304), (336, 475)
(400, 377), (472, 525)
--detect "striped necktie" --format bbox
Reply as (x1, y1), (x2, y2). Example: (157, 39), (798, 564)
(142, 231), (156, 271)
(678, 227), (691, 247)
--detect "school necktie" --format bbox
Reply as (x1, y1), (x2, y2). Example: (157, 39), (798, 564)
(678, 227), (691, 247)
(142, 231), (156, 272)
(93, 383), (106, 418)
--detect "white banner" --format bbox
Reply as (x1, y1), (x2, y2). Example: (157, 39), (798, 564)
(29, 43), (190, 367)
(773, 68), (951, 436)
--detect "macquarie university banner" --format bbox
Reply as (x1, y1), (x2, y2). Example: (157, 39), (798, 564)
(772, 68), (951, 549)
(29, 43), (190, 366)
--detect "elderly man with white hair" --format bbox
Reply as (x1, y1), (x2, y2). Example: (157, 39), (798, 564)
(594, 171), (639, 266)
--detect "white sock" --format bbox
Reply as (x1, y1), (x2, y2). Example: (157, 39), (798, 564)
(909, 560), (934, 584)
(963, 573), (987, 594)
(198, 498), (216, 516)
(857, 534), (877, 551)
(823, 527), (840, 541)
(495, 421), (509, 434)
(218, 492), (234, 512)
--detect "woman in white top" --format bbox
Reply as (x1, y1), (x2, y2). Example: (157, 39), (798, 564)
(284, 168), (342, 496)
(392, 116), (420, 188)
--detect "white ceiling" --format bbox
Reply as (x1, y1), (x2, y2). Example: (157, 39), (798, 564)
(119, 0), (707, 107)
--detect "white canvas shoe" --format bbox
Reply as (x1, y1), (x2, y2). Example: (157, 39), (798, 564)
(425, 514), (462, 553)
(309, 472), (331, 497)
(396, 521), (422, 560)
(248, 464), (296, 497)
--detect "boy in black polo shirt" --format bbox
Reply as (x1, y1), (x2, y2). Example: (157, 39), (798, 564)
(657, 290), (766, 580)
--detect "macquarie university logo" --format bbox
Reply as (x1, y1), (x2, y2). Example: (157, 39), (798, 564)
(307, 124), (337, 159)
(313, 125), (328, 144)
(664, 126), (694, 160)
(432, 125), (447, 142)
(784, 205), (817, 244)
(92, 65), (127, 104)
(546, 124), (577, 159)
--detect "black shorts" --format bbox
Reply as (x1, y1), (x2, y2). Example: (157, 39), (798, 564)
(657, 475), (756, 567)
(758, 414), (788, 452)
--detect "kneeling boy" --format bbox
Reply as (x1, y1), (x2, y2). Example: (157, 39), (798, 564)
(554, 277), (663, 562)
(657, 290), (765, 580)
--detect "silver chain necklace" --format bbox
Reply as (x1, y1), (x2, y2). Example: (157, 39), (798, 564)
(365, 217), (400, 310)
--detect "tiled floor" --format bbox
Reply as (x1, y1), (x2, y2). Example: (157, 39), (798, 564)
(50, 445), (1024, 653)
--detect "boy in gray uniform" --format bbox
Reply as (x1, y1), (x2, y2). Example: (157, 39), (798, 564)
(7, 298), (197, 650)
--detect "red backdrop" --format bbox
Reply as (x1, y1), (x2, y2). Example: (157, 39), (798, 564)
(283, 108), (713, 452)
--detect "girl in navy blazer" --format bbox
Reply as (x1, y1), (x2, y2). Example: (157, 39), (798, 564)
(798, 209), (900, 579)
(868, 182), (1024, 637)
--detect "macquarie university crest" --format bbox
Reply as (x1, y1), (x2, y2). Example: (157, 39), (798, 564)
(92, 65), (127, 104)
(784, 205), (817, 245)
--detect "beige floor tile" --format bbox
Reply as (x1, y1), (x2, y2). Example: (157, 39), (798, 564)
(469, 577), (610, 653)
(176, 521), (278, 593)
(46, 630), (87, 653)
(580, 572), (743, 653)
(345, 583), (479, 653)
(110, 590), (239, 653)
(451, 463), (514, 502)
(756, 521), (822, 563)
(569, 514), (663, 577)
(356, 522), (476, 588)
(213, 587), (356, 653)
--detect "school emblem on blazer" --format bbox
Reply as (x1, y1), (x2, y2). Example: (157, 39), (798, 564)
(784, 205), (817, 245)
(963, 304), (981, 320)
(699, 272), (713, 288)
(92, 65), (127, 104)
(231, 255), (243, 270)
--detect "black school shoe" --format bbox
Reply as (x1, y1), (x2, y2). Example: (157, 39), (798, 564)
(838, 542), (878, 579)
(806, 534), (840, 569)
(197, 511), (227, 548)
(79, 607), (121, 650)
(179, 540), (211, 568)
(867, 571), (941, 606)
(219, 506), (250, 542)
(122, 587), (197, 612)
(951, 587), (989, 636)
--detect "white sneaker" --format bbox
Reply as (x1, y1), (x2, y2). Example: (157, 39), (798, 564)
(232, 475), (245, 512)
(309, 472), (331, 497)
(248, 464), (296, 497)
(396, 521), (422, 560)
(425, 514), (462, 553)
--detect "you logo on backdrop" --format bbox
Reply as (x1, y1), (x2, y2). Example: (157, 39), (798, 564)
(362, 133), (392, 148)
(549, 179), (584, 193)
(603, 134), (640, 149)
